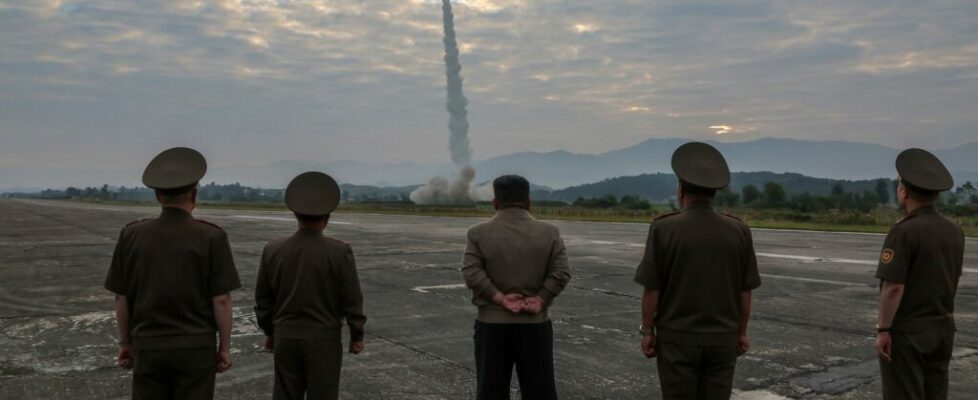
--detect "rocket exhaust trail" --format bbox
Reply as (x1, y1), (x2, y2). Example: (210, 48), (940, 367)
(411, 0), (490, 205)
(442, 0), (472, 166)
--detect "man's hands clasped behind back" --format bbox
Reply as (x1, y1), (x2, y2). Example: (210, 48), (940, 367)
(494, 292), (545, 315)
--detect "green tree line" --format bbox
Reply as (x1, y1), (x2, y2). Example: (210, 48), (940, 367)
(8, 182), (415, 203)
(21, 183), (284, 203)
(571, 179), (978, 216)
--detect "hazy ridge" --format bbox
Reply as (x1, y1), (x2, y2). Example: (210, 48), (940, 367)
(207, 137), (978, 189)
(2, 138), (975, 192)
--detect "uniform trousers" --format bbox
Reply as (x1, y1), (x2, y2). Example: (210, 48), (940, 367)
(132, 345), (216, 400)
(273, 336), (344, 400)
(474, 320), (558, 400)
(656, 341), (739, 400)
(880, 330), (954, 400)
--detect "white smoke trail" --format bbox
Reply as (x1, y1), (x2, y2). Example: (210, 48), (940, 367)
(411, 0), (490, 205)
(442, 0), (471, 166)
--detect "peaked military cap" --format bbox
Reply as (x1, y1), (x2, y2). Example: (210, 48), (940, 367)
(896, 148), (953, 192)
(285, 171), (341, 216)
(142, 147), (207, 190)
(671, 142), (731, 190)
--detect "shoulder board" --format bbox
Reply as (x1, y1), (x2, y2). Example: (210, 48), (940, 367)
(652, 211), (680, 222)
(324, 236), (349, 246)
(719, 212), (744, 222)
(896, 213), (918, 225)
(125, 218), (152, 227)
(194, 219), (224, 230)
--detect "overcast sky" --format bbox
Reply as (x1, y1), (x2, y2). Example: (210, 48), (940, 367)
(1, 0), (977, 187)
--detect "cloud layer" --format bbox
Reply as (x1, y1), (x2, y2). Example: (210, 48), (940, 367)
(1, 0), (976, 187)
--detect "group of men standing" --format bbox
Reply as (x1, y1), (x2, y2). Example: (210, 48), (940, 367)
(106, 142), (964, 400)
(105, 148), (366, 400)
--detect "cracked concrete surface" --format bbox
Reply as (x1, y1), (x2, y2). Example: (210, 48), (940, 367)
(1, 199), (976, 399)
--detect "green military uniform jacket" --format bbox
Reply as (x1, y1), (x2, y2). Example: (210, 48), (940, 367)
(876, 205), (964, 333)
(104, 207), (241, 350)
(254, 228), (367, 341)
(634, 203), (761, 346)
(462, 207), (572, 323)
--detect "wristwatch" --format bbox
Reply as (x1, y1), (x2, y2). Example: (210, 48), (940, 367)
(875, 324), (891, 333)
(638, 324), (654, 336)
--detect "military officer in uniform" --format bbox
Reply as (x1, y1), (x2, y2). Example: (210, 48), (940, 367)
(105, 147), (241, 400)
(462, 174), (571, 400)
(875, 148), (964, 400)
(633, 142), (761, 400)
(254, 171), (367, 400)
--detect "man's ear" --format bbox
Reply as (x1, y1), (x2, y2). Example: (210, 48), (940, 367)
(492, 198), (501, 210)
(154, 190), (163, 204)
(526, 198), (532, 211)
(190, 188), (198, 204)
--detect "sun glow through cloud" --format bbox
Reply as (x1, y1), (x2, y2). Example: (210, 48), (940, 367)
(573, 23), (598, 34)
(710, 125), (733, 135)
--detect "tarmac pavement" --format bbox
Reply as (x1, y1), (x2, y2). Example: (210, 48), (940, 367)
(1, 199), (976, 399)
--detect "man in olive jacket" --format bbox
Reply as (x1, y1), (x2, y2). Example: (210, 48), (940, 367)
(874, 149), (964, 400)
(255, 171), (367, 400)
(105, 147), (241, 400)
(462, 174), (572, 400)
(634, 142), (761, 400)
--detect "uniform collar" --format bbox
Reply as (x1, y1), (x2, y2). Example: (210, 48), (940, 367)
(296, 226), (325, 236)
(682, 201), (714, 212)
(494, 207), (534, 220)
(159, 206), (193, 220)
(908, 204), (938, 217)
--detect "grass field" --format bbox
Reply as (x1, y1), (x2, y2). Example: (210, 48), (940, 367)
(66, 199), (978, 237)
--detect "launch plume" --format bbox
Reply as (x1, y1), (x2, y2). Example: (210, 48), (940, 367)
(409, 166), (491, 205)
(411, 0), (491, 205)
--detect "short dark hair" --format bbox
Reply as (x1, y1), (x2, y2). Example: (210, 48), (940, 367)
(902, 180), (940, 202)
(156, 183), (197, 203)
(493, 175), (531, 206)
(680, 181), (717, 198)
(294, 213), (330, 224)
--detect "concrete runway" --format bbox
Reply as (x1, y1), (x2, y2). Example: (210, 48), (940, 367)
(1, 199), (976, 399)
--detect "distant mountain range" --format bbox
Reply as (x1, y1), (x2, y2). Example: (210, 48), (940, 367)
(2, 137), (975, 193)
(207, 138), (978, 189)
